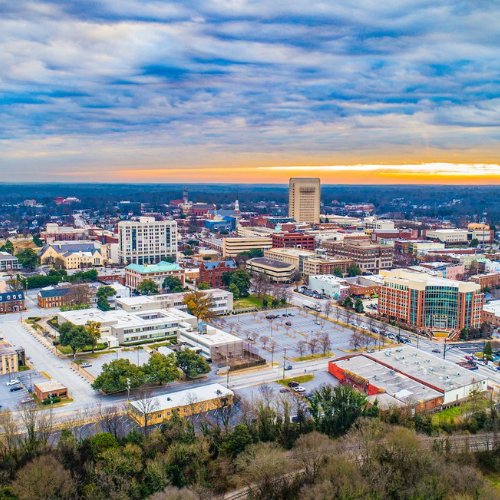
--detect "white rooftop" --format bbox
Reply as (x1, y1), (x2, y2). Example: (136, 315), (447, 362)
(181, 325), (241, 346)
(129, 383), (233, 414)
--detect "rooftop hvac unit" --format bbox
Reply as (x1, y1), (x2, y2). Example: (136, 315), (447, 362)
(414, 361), (420, 365)
(440, 365), (446, 369)
(456, 373), (461, 376)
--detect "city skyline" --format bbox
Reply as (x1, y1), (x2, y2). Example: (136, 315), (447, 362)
(1, 1), (500, 183)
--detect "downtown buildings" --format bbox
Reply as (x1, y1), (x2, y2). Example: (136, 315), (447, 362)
(288, 178), (321, 224)
(378, 269), (484, 332)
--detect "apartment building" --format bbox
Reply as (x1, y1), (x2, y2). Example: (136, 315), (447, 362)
(221, 237), (272, 258)
(125, 261), (185, 290)
(288, 178), (321, 224)
(118, 217), (178, 265)
(378, 269), (484, 331)
(323, 240), (393, 273)
(302, 256), (353, 276)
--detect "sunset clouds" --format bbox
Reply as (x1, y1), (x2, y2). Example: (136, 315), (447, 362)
(1, 1), (499, 182)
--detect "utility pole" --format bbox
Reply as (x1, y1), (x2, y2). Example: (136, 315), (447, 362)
(282, 348), (287, 379)
(126, 377), (131, 403)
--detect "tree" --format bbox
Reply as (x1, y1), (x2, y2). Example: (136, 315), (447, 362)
(182, 290), (216, 323)
(137, 279), (159, 295)
(221, 271), (233, 287)
(347, 264), (362, 277)
(197, 281), (210, 290)
(53, 256), (66, 270)
(260, 335), (269, 349)
(297, 340), (307, 358)
(163, 275), (183, 293)
(230, 269), (251, 297)
(349, 331), (364, 351)
(308, 336), (319, 356)
(11, 454), (75, 500)
(143, 352), (179, 385)
(16, 248), (39, 270)
(324, 300), (333, 318)
(96, 285), (116, 311)
(354, 298), (364, 313)
(59, 323), (94, 358)
(0, 239), (15, 254)
(220, 423), (253, 458)
(470, 238), (479, 248)
(229, 282), (240, 300)
(32, 234), (44, 247)
(66, 283), (90, 306)
(343, 296), (353, 308)
(318, 331), (331, 355)
(85, 320), (101, 354)
(175, 349), (211, 378)
(252, 272), (270, 298)
(92, 359), (145, 393)
(484, 341), (493, 360)
(333, 266), (343, 278)
(309, 384), (375, 437)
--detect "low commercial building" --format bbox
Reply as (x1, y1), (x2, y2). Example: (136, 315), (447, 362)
(116, 289), (233, 315)
(328, 346), (488, 410)
(378, 269), (484, 332)
(470, 273), (500, 290)
(425, 229), (468, 246)
(0, 252), (20, 271)
(246, 257), (295, 283)
(308, 275), (349, 300)
(198, 260), (237, 288)
(222, 237), (272, 258)
(34, 380), (69, 401)
(482, 300), (500, 327)
(125, 261), (185, 291)
(57, 307), (197, 346)
(0, 345), (25, 375)
(179, 324), (243, 359)
(345, 275), (384, 297)
(302, 256), (353, 276)
(129, 383), (234, 426)
(0, 292), (25, 314)
(323, 240), (393, 273)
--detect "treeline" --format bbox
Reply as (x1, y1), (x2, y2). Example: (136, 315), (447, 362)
(1, 384), (499, 499)
(21, 269), (98, 289)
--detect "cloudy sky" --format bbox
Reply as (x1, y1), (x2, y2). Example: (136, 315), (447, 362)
(1, 0), (500, 183)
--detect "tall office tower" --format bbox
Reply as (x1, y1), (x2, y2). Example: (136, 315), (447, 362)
(118, 217), (178, 265)
(288, 177), (321, 224)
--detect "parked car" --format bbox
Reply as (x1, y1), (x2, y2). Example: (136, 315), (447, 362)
(279, 388), (290, 393)
(81, 362), (92, 368)
(285, 365), (292, 370)
(20, 396), (34, 404)
(6, 379), (20, 386)
(288, 381), (299, 388)
(366, 349), (375, 353)
(314, 321), (321, 325)
(371, 327), (380, 334)
(10, 386), (22, 392)
(285, 321), (292, 326)
(293, 386), (306, 393)
(432, 349), (440, 353)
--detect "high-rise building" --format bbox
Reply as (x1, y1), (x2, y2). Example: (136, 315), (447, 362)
(118, 217), (177, 265)
(288, 178), (321, 224)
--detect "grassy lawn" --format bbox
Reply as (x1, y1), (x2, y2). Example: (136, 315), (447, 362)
(431, 398), (490, 426)
(234, 295), (266, 309)
(277, 374), (314, 387)
(290, 352), (333, 362)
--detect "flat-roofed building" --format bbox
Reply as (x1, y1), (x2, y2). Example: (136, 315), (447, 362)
(116, 289), (233, 315)
(129, 383), (233, 426)
(378, 269), (484, 332)
(323, 239), (393, 273)
(0, 252), (20, 271)
(425, 229), (468, 245)
(482, 300), (500, 327)
(222, 237), (272, 257)
(264, 247), (315, 272)
(271, 232), (315, 251)
(118, 217), (178, 265)
(246, 257), (295, 283)
(289, 178), (320, 224)
(302, 256), (353, 276)
(179, 324), (243, 359)
(329, 346), (487, 408)
(34, 380), (68, 401)
(125, 261), (185, 291)
(0, 345), (25, 375)
(308, 275), (349, 299)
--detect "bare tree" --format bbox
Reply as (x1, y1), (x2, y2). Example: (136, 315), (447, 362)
(318, 331), (331, 355)
(260, 335), (269, 349)
(0, 410), (20, 455)
(297, 340), (307, 358)
(349, 331), (364, 351)
(132, 388), (159, 436)
(66, 283), (90, 306)
(252, 273), (270, 299)
(308, 336), (319, 356)
(324, 300), (333, 319)
(97, 403), (124, 439)
(292, 431), (336, 481)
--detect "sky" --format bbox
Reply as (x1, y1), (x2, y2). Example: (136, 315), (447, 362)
(1, 0), (500, 184)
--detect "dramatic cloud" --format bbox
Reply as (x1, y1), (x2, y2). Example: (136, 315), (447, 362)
(0, 0), (499, 182)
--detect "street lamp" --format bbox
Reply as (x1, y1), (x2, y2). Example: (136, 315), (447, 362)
(126, 377), (131, 403)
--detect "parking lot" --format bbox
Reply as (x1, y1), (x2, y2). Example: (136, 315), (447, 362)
(221, 307), (366, 364)
(0, 370), (46, 410)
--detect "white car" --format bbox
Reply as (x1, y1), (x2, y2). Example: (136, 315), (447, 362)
(293, 386), (306, 393)
(6, 379), (20, 386)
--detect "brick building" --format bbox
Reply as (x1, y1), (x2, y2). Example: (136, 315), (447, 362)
(271, 232), (315, 251)
(125, 261), (185, 291)
(38, 287), (71, 308)
(0, 292), (25, 314)
(198, 260), (237, 288)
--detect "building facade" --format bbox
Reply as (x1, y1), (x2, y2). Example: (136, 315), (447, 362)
(0, 252), (20, 271)
(271, 232), (315, 250)
(288, 177), (321, 225)
(246, 257), (295, 283)
(378, 269), (484, 331)
(198, 260), (237, 288)
(125, 261), (185, 291)
(38, 287), (71, 308)
(323, 240), (393, 273)
(222, 237), (272, 257)
(118, 217), (178, 265)
(0, 345), (25, 375)
(0, 292), (25, 314)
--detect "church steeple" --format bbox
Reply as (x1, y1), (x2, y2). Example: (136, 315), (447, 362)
(234, 191), (240, 215)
